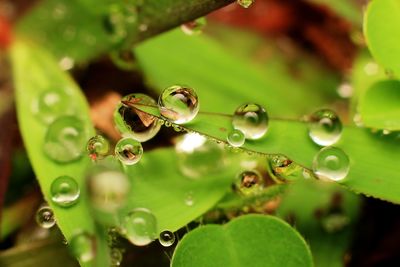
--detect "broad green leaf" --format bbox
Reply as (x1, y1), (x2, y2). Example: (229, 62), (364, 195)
(306, 0), (361, 25)
(10, 40), (107, 267)
(277, 180), (360, 267)
(135, 29), (334, 117)
(132, 104), (400, 203)
(359, 80), (400, 130)
(171, 214), (313, 267)
(364, 0), (400, 74)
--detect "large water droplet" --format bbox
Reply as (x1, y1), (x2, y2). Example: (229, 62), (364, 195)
(35, 205), (56, 229)
(237, 0), (255, 8)
(70, 232), (96, 263)
(181, 17), (206, 35)
(232, 103), (268, 140)
(269, 155), (305, 182)
(227, 129), (245, 147)
(159, 230), (175, 247)
(87, 135), (110, 160)
(50, 175), (80, 207)
(32, 90), (72, 124)
(114, 93), (161, 142)
(234, 170), (264, 195)
(313, 146), (350, 181)
(175, 133), (225, 178)
(121, 208), (157, 246)
(115, 137), (143, 165)
(158, 85), (199, 124)
(44, 116), (86, 163)
(308, 109), (342, 146)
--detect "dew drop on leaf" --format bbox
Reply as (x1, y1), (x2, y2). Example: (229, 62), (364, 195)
(184, 191), (195, 207)
(121, 208), (158, 246)
(181, 17), (207, 35)
(114, 93), (161, 142)
(110, 49), (136, 70)
(313, 146), (350, 181)
(35, 205), (56, 229)
(110, 248), (123, 266)
(32, 90), (72, 124)
(115, 137), (143, 165)
(234, 170), (264, 195)
(227, 129), (245, 147)
(232, 103), (269, 140)
(87, 135), (110, 160)
(269, 155), (306, 182)
(159, 230), (175, 247)
(50, 175), (80, 207)
(308, 109), (342, 146)
(43, 116), (86, 163)
(70, 232), (96, 263)
(158, 85), (199, 124)
(237, 0), (255, 8)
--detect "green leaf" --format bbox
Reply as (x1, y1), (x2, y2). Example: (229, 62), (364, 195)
(359, 80), (400, 130)
(277, 180), (361, 267)
(10, 40), (107, 267)
(132, 104), (400, 203)
(171, 214), (313, 267)
(364, 0), (400, 74)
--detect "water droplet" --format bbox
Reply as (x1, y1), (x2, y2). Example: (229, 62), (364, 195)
(175, 133), (225, 178)
(32, 90), (72, 124)
(115, 137), (143, 165)
(269, 155), (305, 182)
(121, 208), (157, 246)
(138, 23), (148, 32)
(308, 109), (342, 146)
(232, 103), (268, 140)
(114, 93), (161, 142)
(159, 230), (175, 247)
(87, 160), (130, 212)
(70, 232), (96, 263)
(237, 0), (255, 8)
(234, 170), (264, 195)
(35, 205), (56, 229)
(87, 135), (110, 160)
(59, 57), (75, 71)
(110, 49), (136, 70)
(110, 248), (123, 266)
(337, 82), (353, 98)
(364, 62), (379, 76)
(353, 113), (364, 127)
(227, 129), (245, 147)
(50, 175), (80, 207)
(184, 191), (194, 206)
(44, 116), (86, 163)
(321, 211), (349, 233)
(181, 17), (207, 35)
(313, 146), (350, 181)
(158, 85), (199, 124)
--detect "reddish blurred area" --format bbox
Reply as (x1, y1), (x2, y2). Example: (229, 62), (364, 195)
(0, 16), (12, 49)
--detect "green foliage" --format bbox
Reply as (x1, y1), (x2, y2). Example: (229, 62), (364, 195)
(171, 214), (313, 267)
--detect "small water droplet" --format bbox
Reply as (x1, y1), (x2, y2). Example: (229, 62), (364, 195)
(181, 17), (206, 35)
(313, 146), (350, 181)
(115, 137), (143, 165)
(114, 93), (161, 142)
(353, 113), (364, 127)
(50, 175), (80, 207)
(234, 170), (264, 195)
(32, 90), (72, 124)
(59, 57), (75, 71)
(110, 248), (123, 266)
(87, 135), (110, 160)
(269, 155), (305, 182)
(158, 85), (199, 124)
(110, 49), (136, 70)
(36, 205), (56, 229)
(321, 211), (349, 233)
(121, 208), (157, 246)
(308, 109), (342, 146)
(44, 116), (86, 163)
(70, 232), (96, 263)
(337, 82), (353, 98)
(159, 230), (175, 247)
(138, 23), (148, 32)
(184, 191), (194, 206)
(232, 103), (268, 140)
(364, 62), (379, 76)
(227, 129), (245, 147)
(237, 0), (255, 8)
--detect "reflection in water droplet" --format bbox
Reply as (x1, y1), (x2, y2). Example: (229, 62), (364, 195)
(114, 93), (161, 142)
(237, 0), (255, 8)
(87, 135), (110, 160)
(181, 17), (207, 35)
(32, 90), (72, 124)
(175, 133), (225, 178)
(158, 85), (199, 124)
(115, 137), (143, 165)
(269, 155), (305, 182)
(121, 208), (157, 246)
(44, 116), (86, 163)
(232, 103), (268, 140)
(313, 146), (350, 181)
(51, 175), (80, 207)
(159, 230), (175, 247)
(308, 109), (342, 146)
(70, 232), (96, 263)
(234, 170), (264, 195)
(227, 129), (245, 147)
(36, 205), (56, 229)
(184, 191), (194, 206)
